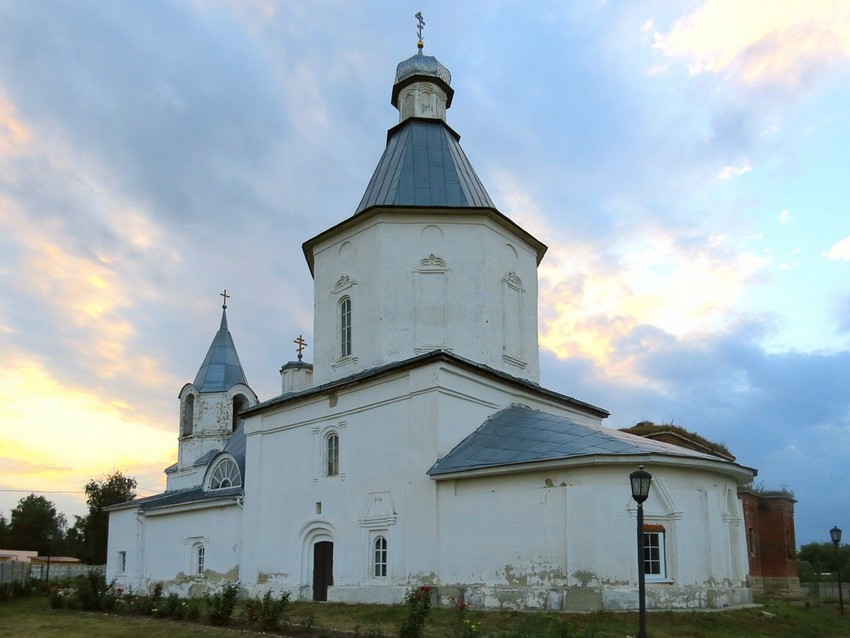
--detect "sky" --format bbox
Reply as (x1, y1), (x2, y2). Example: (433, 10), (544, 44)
(0, 0), (848, 548)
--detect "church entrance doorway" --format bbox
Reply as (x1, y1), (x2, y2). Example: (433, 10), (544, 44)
(312, 541), (333, 601)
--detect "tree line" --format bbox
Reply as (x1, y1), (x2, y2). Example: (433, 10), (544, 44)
(0, 470), (136, 565)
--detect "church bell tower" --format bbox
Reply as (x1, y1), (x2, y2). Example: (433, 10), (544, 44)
(167, 292), (258, 491)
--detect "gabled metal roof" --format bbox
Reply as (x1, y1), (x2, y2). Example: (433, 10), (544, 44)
(354, 119), (495, 214)
(428, 404), (735, 477)
(193, 307), (249, 393)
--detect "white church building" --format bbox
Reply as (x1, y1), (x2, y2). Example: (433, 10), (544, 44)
(107, 39), (756, 611)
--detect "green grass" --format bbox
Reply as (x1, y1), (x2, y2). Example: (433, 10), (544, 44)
(1, 594), (849, 638)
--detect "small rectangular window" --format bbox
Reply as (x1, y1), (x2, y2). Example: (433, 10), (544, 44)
(643, 531), (666, 579)
(118, 551), (127, 573)
(340, 298), (352, 358)
(196, 545), (206, 575)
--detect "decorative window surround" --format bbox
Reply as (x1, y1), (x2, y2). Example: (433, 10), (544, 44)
(503, 271), (525, 292)
(418, 254), (447, 269)
(332, 274), (357, 294)
(502, 353), (528, 368)
(359, 491), (398, 530)
(332, 355), (359, 370)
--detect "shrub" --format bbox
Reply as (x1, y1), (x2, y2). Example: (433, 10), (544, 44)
(205, 581), (240, 626)
(156, 593), (183, 619)
(60, 571), (111, 611)
(258, 590), (291, 631)
(450, 595), (480, 638)
(185, 597), (202, 620)
(398, 586), (432, 638)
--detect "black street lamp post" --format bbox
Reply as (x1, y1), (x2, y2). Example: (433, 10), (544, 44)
(630, 465), (653, 638)
(45, 533), (54, 584)
(830, 526), (844, 616)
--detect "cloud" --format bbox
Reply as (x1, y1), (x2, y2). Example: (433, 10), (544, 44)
(541, 320), (850, 544)
(824, 235), (850, 260)
(718, 161), (753, 179)
(535, 223), (769, 385)
(653, 0), (850, 88)
(0, 356), (174, 520)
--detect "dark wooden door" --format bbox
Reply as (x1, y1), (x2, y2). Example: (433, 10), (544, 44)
(312, 541), (333, 601)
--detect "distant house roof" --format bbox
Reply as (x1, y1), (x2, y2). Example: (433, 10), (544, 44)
(31, 556), (81, 565)
(428, 404), (753, 478)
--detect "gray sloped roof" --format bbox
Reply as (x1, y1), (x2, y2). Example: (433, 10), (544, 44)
(221, 422), (247, 483)
(354, 119), (495, 214)
(428, 404), (731, 477)
(127, 486), (242, 512)
(193, 308), (249, 392)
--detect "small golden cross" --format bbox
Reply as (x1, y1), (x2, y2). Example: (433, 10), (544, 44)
(294, 335), (308, 360)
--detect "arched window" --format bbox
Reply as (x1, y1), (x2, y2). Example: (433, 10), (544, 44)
(232, 394), (247, 432)
(195, 543), (205, 575)
(373, 536), (388, 577)
(339, 297), (352, 358)
(326, 433), (339, 477)
(181, 395), (194, 436)
(209, 458), (241, 490)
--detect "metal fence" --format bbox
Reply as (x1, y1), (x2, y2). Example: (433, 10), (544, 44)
(0, 561), (31, 588)
(30, 563), (104, 581)
(801, 581), (849, 599)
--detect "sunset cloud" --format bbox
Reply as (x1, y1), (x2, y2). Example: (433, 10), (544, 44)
(0, 357), (173, 515)
(653, 0), (850, 87)
(537, 230), (768, 385)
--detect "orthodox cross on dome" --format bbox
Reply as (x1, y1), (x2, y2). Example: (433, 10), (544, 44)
(220, 289), (230, 309)
(415, 11), (425, 50)
(294, 335), (308, 361)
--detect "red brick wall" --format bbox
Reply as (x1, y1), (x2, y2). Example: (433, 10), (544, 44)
(739, 492), (798, 579)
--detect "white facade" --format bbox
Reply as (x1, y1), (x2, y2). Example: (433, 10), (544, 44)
(306, 211), (544, 386)
(106, 44), (755, 611)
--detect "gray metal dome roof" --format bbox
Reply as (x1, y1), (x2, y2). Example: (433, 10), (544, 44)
(193, 307), (249, 393)
(395, 51), (451, 86)
(355, 119), (494, 214)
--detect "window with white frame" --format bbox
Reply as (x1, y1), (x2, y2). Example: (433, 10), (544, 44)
(643, 525), (667, 579)
(195, 543), (206, 575)
(209, 458), (241, 490)
(339, 297), (352, 358)
(373, 536), (388, 578)
(118, 550), (126, 573)
(326, 432), (339, 477)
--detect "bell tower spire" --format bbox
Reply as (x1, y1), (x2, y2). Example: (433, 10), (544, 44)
(168, 291), (258, 491)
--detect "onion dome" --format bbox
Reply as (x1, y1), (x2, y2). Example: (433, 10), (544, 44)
(391, 43), (455, 120)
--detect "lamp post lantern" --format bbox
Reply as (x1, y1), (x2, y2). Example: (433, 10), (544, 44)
(830, 526), (844, 616)
(630, 465), (652, 638)
(45, 533), (54, 584)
